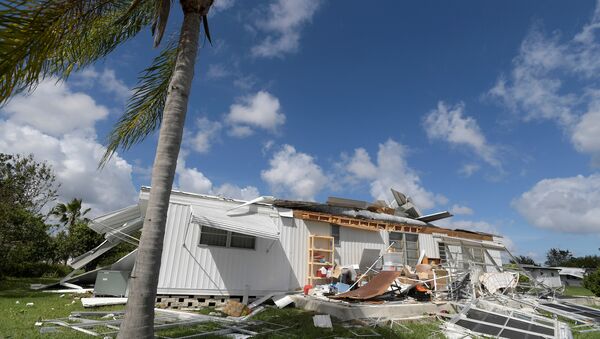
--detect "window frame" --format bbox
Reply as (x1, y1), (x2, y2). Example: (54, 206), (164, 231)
(198, 225), (257, 250)
(388, 231), (419, 266)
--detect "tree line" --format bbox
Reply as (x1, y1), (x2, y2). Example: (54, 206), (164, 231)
(513, 248), (600, 268)
(0, 153), (134, 278)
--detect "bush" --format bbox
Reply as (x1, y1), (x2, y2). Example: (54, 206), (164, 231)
(3, 262), (72, 278)
(583, 269), (600, 297)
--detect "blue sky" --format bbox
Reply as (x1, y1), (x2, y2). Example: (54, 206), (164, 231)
(2, 0), (600, 263)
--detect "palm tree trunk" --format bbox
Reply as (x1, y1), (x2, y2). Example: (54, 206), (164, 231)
(117, 1), (206, 337)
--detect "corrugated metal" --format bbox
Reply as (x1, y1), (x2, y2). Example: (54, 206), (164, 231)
(418, 233), (437, 258)
(157, 201), (308, 296)
(190, 204), (280, 239)
(336, 228), (387, 266)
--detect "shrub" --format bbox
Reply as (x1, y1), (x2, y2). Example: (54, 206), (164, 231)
(4, 262), (72, 278)
(583, 269), (600, 297)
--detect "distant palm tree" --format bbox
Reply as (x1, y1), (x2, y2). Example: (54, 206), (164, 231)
(0, 0), (215, 336)
(50, 198), (91, 228)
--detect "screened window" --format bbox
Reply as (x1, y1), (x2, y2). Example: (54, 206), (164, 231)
(199, 225), (256, 250)
(331, 224), (340, 247)
(388, 232), (419, 266)
(230, 232), (256, 249)
(463, 247), (485, 269)
(199, 226), (228, 247)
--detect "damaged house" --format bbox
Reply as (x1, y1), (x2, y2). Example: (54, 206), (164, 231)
(38, 187), (600, 338)
(58, 187), (506, 302)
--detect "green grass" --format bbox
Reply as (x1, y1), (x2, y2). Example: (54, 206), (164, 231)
(250, 307), (443, 339)
(564, 286), (596, 297)
(0, 278), (444, 338)
(6, 277), (597, 338)
(0, 277), (123, 338)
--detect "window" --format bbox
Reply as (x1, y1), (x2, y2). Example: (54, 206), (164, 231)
(199, 225), (256, 250)
(388, 232), (419, 266)
(230, 232), (256, 249)
(464, 247), (485, 269)
(199, 226), (228, 247)
(331, 224), (340, 247)
(438, 242), (447, 263)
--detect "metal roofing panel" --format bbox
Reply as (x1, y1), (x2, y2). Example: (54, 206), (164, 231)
(190, 204), (280, 239)
(89, 205), (141, 234)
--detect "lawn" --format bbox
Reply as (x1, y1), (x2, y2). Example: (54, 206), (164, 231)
(0, 278), (442, 338)
(0, 277), (123, 338)
(1, 277), (598, 338)
(564, 285), (596, 297)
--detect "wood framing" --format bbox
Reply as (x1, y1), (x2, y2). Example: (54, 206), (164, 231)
(293, 210), (494, 242)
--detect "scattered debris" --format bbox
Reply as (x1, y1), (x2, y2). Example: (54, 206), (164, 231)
(37, 308), (291, 338)
(26, 302), (34, 307)
(222, 300), (250, 317)
(273, 294), (294, 308)
(81, 297), (127, 308)
(313, 314), (333, 328)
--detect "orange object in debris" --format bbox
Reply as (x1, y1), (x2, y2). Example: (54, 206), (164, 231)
(415, 284), (429, 292)
(303, 284), (313, 295)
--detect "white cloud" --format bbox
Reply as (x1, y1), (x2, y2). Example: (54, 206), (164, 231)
(1, 80), (108, 137)
(490, 2), (600, 162)
(0, 122), (137, 215)
(176, 152), (260, 200)
(225, 91), (285, 137)
(72, 67), (130, 101)
(342, 139), (439, 210)
(513, 174), (600, 234)
(214, 183), (260, 201)
(450, 204), (474, 215)
(251, 0), (321, 58)
(190, 117), (222, 154)
(459, 163), (481, 177)
(424, 101), (499, 167)
(212, 0), (236, 12)
(0, 79), (137, 214)
(176, 156), (213, 194)
(571, 97), (600, 165)
(261, 144), (327, 200)
(206, 63), (230, 79)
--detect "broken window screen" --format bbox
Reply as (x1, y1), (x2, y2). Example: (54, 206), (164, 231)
(230, 232), (256, 249)
(199, 226), (228, 247)
(438, 242), (447, 263)
(389, 232), (419, 266)
(463, 247), (485, 269)
(331, 224), (340, 247)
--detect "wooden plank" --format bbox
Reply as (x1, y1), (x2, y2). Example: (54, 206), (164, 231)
(294, 210), (494, 242)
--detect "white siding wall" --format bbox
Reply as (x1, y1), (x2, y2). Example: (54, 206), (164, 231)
(335, 228), (387, 266)
(418, 234), (437, 258)
(156, 202), (308, 296)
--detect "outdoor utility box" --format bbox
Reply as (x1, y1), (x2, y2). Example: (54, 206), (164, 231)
(94, 270), (130, 297)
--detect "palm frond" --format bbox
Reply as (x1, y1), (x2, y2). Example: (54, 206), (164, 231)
(100, 43), (177, 167)
(202, 15), (212, 45)
(151, 0), (171, 48)
(0, 0), (154, 104)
